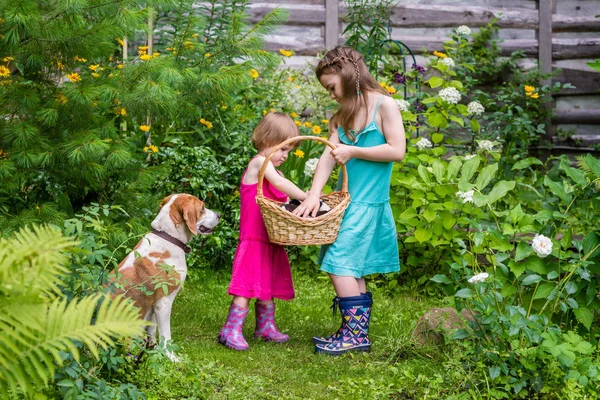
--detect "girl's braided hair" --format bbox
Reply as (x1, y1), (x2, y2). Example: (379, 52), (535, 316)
(316, 47), (388, 141)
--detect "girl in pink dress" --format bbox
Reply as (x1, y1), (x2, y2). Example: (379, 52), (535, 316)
(218, 112), (307, 351)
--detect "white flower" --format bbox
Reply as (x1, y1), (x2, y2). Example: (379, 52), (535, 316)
(468, 272), (489, 284)
(439, 87), (461, 104)
(467, 101), (485, 116)
(396, 99), (410, 112)
(477, 140), (494, 151)
(456, 190), (474, 203)
(532, 234), (553, 258)
(464, 154), (476, 160)
(457, 25), (472, 36)
(415, 138), (432, 150)
(440, 57), (455, 69)
(303, 158), (319, 177)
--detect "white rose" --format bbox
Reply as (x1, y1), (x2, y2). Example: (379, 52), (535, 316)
(457, 25), (472, 36)
(468, 272), (489, 284)
(532, 234), (553, 258)
(396, 99), (410, 112)
(303, 158), (319, 177)
(456, 190), (474, 203)
(415, 138), (433, 150)
(467, 101), (485, 116)
(477, 140), (494, 151)
(439, 87), (461, 104)
(440, 57), (455, 69)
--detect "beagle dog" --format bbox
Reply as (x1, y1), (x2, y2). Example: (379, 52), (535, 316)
(111, 193), (220, 361)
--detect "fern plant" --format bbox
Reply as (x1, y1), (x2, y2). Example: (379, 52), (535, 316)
(0, 225), (146, 399)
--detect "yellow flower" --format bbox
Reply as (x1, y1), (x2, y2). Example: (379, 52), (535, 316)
(294, 120), (301, 126)
(200, 118), (213, 128)
(138, 46), (149, 51)
(530, 93), (539, 99)
(55, 60), (65, 70)
(2, 56), (13, 63)
(116, 38), (125, 46)
(140, 125), (151, 132)
(150, 145), (158, 153)
(67, 72), (81, 82)
(386, 85), (396, 94)
(221, 104), (228, 110)
(166, 47), (175, 51)
(184, 41), (194, 49)
(204, 53), (211, 58)
(116, 107), (127, 116)
(279, 49), (293, 57)
(294, 149), (304, 158)
(89, 64), (99, 72)
(249, 69), (259, 79)
(524, 85), (535, 93)
(322, 119), (329, 124)
(91, 73), (100, 78)
(0, 66), (10, 78)
(288, 76), (294, 82)
(55, 93), (67, 104)
(143, 146), (149, 152)
(192, 33), (199, 38)
(433, 51), (447, 58)
(140, 54), (152, 61)
(138, 50), (147, 55)
(303, 121), (312, 128)
(290, 112), (298, 118)
(206, 122), (213, 128)
(153, 52), (160, 57)
(263, 109), (267, 116)
(117, 64), (123, 69)
(312, 126), (322, 134)
(74, 56), (87, 62)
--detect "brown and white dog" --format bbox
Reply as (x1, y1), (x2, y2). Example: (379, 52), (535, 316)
(111, 193), (220, 361)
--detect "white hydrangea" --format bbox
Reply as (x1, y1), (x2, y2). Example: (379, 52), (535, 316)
(304, 158), (319, 177)
(532, 234), (553, 258)
(456, 190), (474, 203)
(439, 87), (462, 104)
(457, 25), (472, 36)
(464, 154), (476, 160)
(440, 57), (455, 69)
(415, 138), (433, 150)
(468, 272), (489, 284)
(396, 99), (410, 112)
(478, 140), (494, 151)
(467, 101), (485, 116)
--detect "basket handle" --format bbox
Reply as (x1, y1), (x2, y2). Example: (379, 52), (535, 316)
(257, 135), (348, 197)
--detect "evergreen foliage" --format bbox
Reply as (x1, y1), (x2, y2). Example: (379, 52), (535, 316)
(0, 225), (146, 399)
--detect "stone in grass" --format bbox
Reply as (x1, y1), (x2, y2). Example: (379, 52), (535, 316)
(411, 307), (475, 346)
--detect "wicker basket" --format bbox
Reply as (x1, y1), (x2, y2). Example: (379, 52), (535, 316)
(256, 135), (351, 246)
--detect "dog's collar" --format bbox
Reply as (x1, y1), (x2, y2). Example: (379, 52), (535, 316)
(151, 230), (192, 254)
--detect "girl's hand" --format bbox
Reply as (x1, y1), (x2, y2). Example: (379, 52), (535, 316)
(330, 144), (354, 164)
(292, 191), (321, 218)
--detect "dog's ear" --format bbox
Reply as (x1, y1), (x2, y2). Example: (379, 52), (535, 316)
(181, 196), (204, 235)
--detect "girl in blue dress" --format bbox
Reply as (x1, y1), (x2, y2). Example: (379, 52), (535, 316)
(293, 46), (406, 355)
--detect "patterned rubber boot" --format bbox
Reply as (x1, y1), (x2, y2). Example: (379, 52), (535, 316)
(254, 302), (290, 342)
(314, 294), (373, 355)
(312, 293), (372, 345)
(218, 303), (249, 350)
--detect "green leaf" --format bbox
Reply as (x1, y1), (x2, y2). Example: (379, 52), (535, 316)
(449, 80), (464, 90)
(574, 307), (593, 330)
(522, 274), (542, 285)
(582, 232), (600, 258)
(533, 283), (556, 299)
(455, 288), (473, 298)
(515, 242), (533, 262)
(470, 119), (480, 133)
(544, 176), (572, 205)
(474, 163), (498, 191)
(560, 159), (587, 187)
(512, 158), (544, 170)
(584, 154), (600, 177)
(449, 115), (465, 127)
(414, 227), (432, 243)
(431, 133), (444, 144)
(486, 181), (516, 205)
(431, 274), (452, 284)
(423, 209), (437, 222)
(521, 256), (548, 274)
(459, 157), (480, 183)
(489, 366), (500, 380)
(427, 76), (445, 88)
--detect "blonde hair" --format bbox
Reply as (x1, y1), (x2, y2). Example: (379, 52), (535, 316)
(316, 46), (389, 141)
(251, 112), (300, 151)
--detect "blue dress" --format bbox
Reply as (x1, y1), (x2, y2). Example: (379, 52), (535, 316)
(318, 96), (401, 278)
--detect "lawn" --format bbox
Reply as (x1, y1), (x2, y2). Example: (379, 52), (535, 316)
(136, 270), (473, 400)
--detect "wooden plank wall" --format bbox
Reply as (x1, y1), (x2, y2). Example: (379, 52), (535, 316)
(248, 0), (600, 151)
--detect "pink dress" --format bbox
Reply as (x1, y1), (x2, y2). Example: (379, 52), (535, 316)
(227, 163), (295, 301)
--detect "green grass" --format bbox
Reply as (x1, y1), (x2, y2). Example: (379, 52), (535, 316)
(138, 270), (473, 400)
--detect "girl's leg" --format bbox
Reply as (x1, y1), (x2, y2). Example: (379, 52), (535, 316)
(357, 277), (367, 294)
(254, 298), (289, 342)
(329, 274), (361, 297)
(219, 296), (251, 350)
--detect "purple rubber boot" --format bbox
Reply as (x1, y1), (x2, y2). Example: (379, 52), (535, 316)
(254, 302), (289, 343)
(218, 303), (249, 350)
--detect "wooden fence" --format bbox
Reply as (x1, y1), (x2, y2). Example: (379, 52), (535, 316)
(248, 0), (600, 152)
